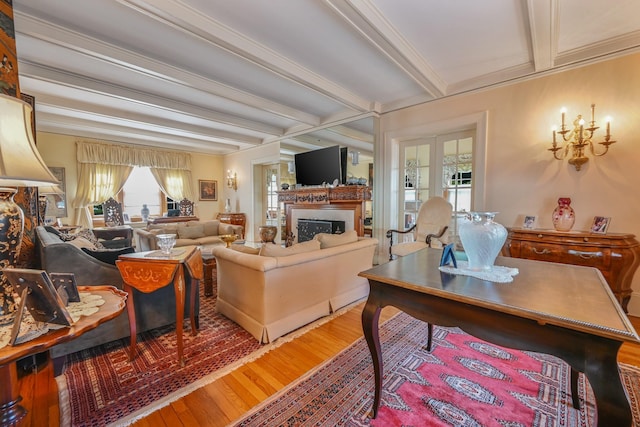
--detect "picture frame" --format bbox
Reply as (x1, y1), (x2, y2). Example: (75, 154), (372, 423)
(3, 268), (73, 328)
(122, 212), (131, 223)
(199, 180), (218, 201)
(523, 215), (536, 229)
(591, 216), (611, 234)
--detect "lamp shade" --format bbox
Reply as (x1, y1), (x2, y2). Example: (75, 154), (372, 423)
(0, 94), (59, 187)
(38, 184), (63, 195)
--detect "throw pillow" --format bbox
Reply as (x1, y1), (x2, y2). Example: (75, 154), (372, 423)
(313, 230), (358, 249)
(177, 224), (205, 239)
(68, 237), (98, 250)
(259, 239), (320, 257)
(59, 228), (105, 249)
(200, 220), (220, 236)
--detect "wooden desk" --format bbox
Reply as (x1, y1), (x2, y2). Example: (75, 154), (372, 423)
(0, 286), (126, 426)
(359, 249), (640, 426)
(505, 228), (640, 312)
(116, 246), (203, 366)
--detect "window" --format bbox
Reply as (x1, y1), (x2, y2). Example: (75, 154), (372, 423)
(399, 130), (474, 246)
(265, 167), (279, 227)
(92, 167), (170, 221)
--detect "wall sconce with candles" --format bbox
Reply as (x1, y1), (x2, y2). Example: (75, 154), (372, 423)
(227, 170), (237, 191)
(549, 104), (616, 171)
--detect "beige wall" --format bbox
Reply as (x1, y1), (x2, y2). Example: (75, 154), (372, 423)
(380, 52), (640, 314)
(35, 133), (227, 223)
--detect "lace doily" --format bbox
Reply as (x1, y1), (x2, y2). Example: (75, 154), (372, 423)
(0, 291), (105, 349)
(439, 261), (519, 283)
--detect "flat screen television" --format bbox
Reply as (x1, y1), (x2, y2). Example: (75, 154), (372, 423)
(294, 145), (343, 186)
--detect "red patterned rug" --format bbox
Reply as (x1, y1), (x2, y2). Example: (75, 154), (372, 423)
(55, 281), (265, 427)
(231, 312), (640, 426)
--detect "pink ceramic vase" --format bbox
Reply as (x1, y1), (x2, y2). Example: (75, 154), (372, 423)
(552, 197), (575, 231)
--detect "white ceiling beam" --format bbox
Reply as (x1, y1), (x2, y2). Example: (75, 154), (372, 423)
(117, 0), (372, 112)
(34, 97), (263, 146)
(527, 0), (555, 71)
(14, 11), (321, 127)
(19, 62), (284, 137)
(325, 0), (446, 97)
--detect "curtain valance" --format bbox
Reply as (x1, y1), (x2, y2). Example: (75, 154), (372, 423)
(76, 141), (191, 169)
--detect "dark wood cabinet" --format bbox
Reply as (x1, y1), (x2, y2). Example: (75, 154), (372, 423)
(505, 228), (640, 312)
(216, 212), (246, 238)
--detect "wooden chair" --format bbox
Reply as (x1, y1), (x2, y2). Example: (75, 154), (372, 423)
(102, 197), (124, 226)
(386, 196), (453, 261)
(178, 198), (194, 217)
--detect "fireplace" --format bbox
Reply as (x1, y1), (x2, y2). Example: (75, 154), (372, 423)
(298, 219), (346, 242)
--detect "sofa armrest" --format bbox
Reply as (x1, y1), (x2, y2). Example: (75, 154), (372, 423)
(135, 228), (158, 251)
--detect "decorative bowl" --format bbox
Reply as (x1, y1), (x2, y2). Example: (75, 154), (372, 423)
(156, 233), (176, 255)
(220, 234), (238, 247)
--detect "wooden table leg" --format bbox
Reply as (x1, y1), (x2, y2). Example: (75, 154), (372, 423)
(361, 297), (383, 419)
(0, 363), (27, 427)
(203, 258), (215, 297)
(174, 264), (186, 367)
(123, 283), (138, 361)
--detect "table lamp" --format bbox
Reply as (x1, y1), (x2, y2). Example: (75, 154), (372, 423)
(0, 94), (59, 317)
(37, 184), (63, 225)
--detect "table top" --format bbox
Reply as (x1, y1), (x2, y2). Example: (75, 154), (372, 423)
(119, 245), (199, 264)
(0, 286), (127, 366)
(359, 248), (639, 343)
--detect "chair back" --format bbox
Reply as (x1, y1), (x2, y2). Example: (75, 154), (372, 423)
(415, 197), (453, 245)
(102, 197), (124, 226)
(179, 198), (194, 216)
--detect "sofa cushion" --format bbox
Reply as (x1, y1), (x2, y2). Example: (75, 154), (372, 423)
(178, 223), (205, 239)
(313, 230), (358, 249)
(59, 228), (106, 249)
(200, 220), (221, 236)
(259, 239), (320, 257)
(148, 224), (178, 234)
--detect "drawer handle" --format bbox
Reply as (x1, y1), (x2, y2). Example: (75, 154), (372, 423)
(568, 250), (603, 259)
(531, 248), (551, 255)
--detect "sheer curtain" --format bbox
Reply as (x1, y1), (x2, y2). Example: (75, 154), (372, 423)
(73, 141), (193, 227)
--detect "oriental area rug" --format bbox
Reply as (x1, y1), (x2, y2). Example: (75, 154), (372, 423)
(230, 312), (640, 427)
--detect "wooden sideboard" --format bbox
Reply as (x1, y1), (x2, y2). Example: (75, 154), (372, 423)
(217, 212), (246, 238)
(278, 186), (371, 244)
(505, 228), (640, 312)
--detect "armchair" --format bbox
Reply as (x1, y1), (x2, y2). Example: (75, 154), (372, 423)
(386, 196), (453, 260)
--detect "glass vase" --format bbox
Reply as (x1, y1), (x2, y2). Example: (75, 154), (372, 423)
(552, 197), (575, 232)
(458, 212), (508, 271)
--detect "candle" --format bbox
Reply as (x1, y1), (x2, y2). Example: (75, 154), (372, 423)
(607, 120), (610, 137)
(552, 129), (556, 144)
(591, 104), (595, 123)
(579, 124), (584, 142)
(561, 108), (566, 128)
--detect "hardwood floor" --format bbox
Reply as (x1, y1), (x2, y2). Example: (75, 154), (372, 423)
(16, 306), (640, 427)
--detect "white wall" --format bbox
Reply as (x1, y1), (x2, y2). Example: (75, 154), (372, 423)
(379, 52), (640, 315)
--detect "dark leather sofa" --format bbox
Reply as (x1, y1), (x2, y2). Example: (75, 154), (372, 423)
(35, 226), (200, 359)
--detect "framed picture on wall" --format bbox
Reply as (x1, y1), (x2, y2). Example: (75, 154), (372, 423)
(199, 180), (218, 201)
(46, 167), (67, 218)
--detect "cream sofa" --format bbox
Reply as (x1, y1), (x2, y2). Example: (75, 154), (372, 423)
(211, 231), (378, 343)
(135, 219), (243, 251)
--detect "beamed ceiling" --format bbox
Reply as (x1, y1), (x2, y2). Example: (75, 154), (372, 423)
(12, 0), (640, 159)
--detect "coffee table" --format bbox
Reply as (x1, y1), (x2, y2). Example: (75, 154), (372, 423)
(359, 248), (640, 426)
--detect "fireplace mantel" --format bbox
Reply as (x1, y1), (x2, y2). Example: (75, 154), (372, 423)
(278, 186), (371, 245)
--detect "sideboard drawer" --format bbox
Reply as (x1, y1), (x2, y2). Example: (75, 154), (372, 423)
(520, 242), (609, 269)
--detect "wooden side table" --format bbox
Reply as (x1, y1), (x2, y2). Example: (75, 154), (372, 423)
(0, 286), (126, 426)
(217, 212), (246, 238)
(116, 246), (203, 366)
(505, 228), (640, 312)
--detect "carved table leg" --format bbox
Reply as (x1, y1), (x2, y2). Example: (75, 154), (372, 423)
(0, 363), (27, 427)
(361, 297), (382, 418)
